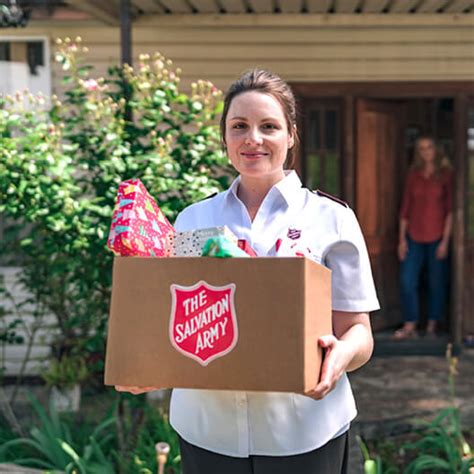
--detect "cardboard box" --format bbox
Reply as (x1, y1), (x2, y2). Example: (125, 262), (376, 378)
(104, 257), (332, 393)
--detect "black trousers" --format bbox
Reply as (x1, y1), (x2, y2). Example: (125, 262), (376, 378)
(178, 431), (349, 474)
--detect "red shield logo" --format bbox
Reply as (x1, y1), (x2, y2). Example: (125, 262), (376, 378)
(169, 281), (238, 366)
(287, 228), (302, 240)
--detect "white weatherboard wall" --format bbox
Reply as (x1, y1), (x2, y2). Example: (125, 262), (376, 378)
(0, 14), (473, 96)
(1, 267), (55, 376)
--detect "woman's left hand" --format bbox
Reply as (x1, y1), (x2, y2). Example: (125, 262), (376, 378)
(436, 240), (449, 260)
(305, 312), (374, 400)
(305, 335), (353, 400)
(115, 385), (159, 395)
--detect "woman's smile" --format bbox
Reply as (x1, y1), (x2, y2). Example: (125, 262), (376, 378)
(240, 150), (270, 159)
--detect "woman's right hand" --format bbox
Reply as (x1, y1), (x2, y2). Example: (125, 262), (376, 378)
(398, 238), (408, 261)
(115, 386), (159, 395)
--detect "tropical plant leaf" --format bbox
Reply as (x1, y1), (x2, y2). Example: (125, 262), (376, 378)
(405, 453), (451, 473)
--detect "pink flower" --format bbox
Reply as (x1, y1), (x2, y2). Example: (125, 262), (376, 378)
(83, 79), (99, 91)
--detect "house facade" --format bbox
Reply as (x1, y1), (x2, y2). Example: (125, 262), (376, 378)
(1, 0), (473, 374)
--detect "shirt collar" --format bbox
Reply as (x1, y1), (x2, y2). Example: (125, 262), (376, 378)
(225, 170), (303, 208)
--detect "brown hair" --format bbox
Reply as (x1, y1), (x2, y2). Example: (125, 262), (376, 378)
(220, 69), (299, 169)
(412, 134), (451, 177)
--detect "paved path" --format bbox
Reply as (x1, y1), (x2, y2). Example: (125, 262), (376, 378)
(347, 347), (474, 472)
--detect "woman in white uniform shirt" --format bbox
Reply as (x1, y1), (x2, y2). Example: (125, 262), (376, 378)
(117, 69), (379, 473)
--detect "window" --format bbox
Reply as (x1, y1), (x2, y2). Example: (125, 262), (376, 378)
(0, 37), (51, 98)
(303, 101), (342, 197)
(468, 105), (474, 238)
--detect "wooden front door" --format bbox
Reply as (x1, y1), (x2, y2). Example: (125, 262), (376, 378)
(463, 98), (474, 338)
(356, 99), (405, 330)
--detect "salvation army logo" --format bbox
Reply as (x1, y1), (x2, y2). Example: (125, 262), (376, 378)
(287, 228), (301, 240)
(169, 281), (238, 366)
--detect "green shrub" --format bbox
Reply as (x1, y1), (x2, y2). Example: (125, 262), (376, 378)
(403, 407), (473, 474)
(0, 36), (233, 371)
(402, 346), (474, 473)
(130, 404), (181, 473)
(41, 354), (89, 389)
(0, 394), (116, 473)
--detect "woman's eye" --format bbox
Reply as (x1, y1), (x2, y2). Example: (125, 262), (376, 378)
(232, 122), (247, 129)
(262, 123), (278, 130)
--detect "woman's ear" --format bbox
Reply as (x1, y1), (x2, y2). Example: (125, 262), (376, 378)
(288, 124), (296, 149)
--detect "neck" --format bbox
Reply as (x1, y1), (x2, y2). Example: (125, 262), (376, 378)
(237, 171), (286, 214)
(422, 162), (436, 175)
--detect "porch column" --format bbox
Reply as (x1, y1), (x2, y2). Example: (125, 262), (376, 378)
(452, 95), (467, 348)
(120, 0), (132, 66)
(343, 95), (355, 207)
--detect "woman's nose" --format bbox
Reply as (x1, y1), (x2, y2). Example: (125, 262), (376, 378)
(244, 128), (263, 145)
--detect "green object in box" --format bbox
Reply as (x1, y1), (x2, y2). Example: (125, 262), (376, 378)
(202, 236), (249, 258)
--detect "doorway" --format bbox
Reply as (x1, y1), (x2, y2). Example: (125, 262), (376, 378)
(354, 98), (454, 332)
(300, 96), (455, 333)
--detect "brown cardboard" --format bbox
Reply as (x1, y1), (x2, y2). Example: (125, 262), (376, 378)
(104, 257), (332, 393)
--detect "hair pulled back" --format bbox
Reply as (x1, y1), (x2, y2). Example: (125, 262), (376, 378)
(220, 69), (299, 169)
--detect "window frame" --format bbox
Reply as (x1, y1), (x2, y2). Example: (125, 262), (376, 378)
(467, 99), (474, 240)
(301, 98), (343, 197)
(0, 35), (52, 98)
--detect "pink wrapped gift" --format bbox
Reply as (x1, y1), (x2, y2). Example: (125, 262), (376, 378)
(107, 179), (175, 257)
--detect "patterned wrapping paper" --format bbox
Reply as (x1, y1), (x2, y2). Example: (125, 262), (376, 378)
(172, 226), (239, 257)
(107, 179), (175, 257)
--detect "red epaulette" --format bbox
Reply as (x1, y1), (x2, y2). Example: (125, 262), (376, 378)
(315, 189), (348, 208)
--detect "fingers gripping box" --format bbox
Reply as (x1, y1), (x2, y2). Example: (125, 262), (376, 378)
(104, 257), (332, 393)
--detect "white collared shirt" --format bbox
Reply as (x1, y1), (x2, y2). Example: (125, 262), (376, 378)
(170, 170), (380, 457)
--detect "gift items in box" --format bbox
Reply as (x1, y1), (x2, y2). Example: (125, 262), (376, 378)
(107, 179), (175, 257)
(172, 226), (239, 257)
(202, 236), (250, 258)
(237, 239), (258, 257)
(269, 237), (314, 259)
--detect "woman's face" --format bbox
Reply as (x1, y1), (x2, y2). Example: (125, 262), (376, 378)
(224, 91), (294, 181)
(417, 138), (436, 164)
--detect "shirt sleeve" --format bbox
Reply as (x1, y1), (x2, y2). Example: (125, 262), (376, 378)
(443, 169), (454, 215)
(399, 171), (414, 220)
(324, 208), (380, 313)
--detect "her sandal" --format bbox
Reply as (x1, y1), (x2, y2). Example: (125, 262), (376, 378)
(393, 327), (418, 340)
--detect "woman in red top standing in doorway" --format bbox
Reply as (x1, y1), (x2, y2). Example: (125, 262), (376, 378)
(395, 135), (453, 339)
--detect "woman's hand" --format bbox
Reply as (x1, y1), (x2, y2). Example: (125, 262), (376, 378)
(305, 311), (373, 400)
(398, 238), (408, 261)
(305, 336), (353, 400)
(115, 386), (159, 395)
(436, 240), (449, 260)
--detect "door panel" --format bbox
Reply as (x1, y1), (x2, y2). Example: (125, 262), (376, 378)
(463, 100), (474, 336)
(356, 99), (404, 330)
